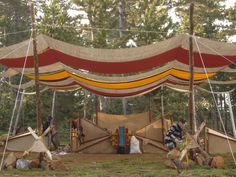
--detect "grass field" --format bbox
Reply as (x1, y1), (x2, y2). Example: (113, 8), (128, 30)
(1, 153), (236, 177)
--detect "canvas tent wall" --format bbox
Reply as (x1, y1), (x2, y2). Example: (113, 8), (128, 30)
(6, 132), (35, 152)
(205, 127), (236, 154)
(76, 118), (116, 153)
(75, 115), (170, 154)
(80, 118), (110, 142)
(97, 112), (150, 132)
(135, 118), (171, 142)
(134, 118), (171, 153)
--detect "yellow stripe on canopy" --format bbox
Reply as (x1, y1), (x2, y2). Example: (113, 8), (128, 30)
(26, 69), (216, 89)
(27, 71), (70, 80)
(170, 69), (215, 80)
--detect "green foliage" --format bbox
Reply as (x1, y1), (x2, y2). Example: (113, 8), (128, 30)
(126, 0), (177, 46)
(0, 83), (13, 130)
(174, 0), (229, 40)
(0, 0), (31, 46)
(72, 0), (120, 48)
(72, 0), (177, 48)
(38, 0), (81, 44)
(225, 2), (236, 39)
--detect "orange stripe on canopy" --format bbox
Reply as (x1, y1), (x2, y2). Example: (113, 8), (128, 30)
(26, 69), (216, 89)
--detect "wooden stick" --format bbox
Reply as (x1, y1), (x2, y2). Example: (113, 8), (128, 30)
(76, 135), (111, 152)
(136, 135), (168, 152)
(188, 0), (195, 134)
(179, 121), (205, 161)
(30, 3), (42, 135)
(28, 127), (39, 140)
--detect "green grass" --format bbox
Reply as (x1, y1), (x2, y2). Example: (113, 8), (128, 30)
(0, 130), (7, 136)
(1, 153), (236, 177)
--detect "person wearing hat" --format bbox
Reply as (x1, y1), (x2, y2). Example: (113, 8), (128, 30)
(164, 118), (186, 150)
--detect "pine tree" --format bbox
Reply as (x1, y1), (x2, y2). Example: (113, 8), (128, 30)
(126, 0), (177, 46)
(174, 0), (228, 41)
(38, 0), (81, 44)
(0, 0), (31, 46)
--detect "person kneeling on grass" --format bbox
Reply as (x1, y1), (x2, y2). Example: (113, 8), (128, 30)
(164, 118), (186, 150)
(164, 118), (187, 172)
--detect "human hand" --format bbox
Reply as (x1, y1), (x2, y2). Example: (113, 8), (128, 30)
(175, 138), (179, 144)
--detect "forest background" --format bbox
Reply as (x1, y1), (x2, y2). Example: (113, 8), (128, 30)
(0, 0), (236, 142)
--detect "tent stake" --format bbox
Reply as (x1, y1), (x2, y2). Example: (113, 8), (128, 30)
(31, 3), (42, 135)
(189, 0), (196, 134)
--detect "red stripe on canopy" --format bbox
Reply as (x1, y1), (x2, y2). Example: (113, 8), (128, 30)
(44, 80), (190, 97)
(80, 80), (177, 97)
(1, 48), (235, 74)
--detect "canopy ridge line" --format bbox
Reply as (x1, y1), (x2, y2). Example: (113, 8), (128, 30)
(51, 87), (81, 92)
(194, 36), (236, 66)
(0, 40), (31, 60)
(18, 87), (49, 95)
(165, 84), (235, 94)
(194, 36), (236, 166)
(196, 86), (235, 94)
(0, 31), (33, 171)
(204, 79), (236, 85)
(3, 80), (35, 90)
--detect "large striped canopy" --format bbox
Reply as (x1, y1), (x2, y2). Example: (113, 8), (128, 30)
(0, 34), (235, 97)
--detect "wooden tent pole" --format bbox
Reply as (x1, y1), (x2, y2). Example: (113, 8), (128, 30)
(189, 0), (196, 134)
(51, 91), (56, 118)
(161, 85), (165, 143)
(148, 94), (151, 123)
(31, 3), (42, 135)
(95, 94), (98, 125)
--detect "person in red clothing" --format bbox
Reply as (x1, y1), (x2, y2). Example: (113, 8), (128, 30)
(72, 119), (85, 144)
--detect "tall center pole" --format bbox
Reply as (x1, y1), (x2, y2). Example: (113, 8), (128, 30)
(189, 1), (195, 134)
(31, 3), (42, 135)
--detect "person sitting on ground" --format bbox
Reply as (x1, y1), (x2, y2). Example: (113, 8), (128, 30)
(43, 115), (59, 149)
(72, 119), (85, 144)
(78, 125), (85, 144)
(43, 116), (53, 133)
(164, 118), (187, 171)
(164, 118), (186, 150)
